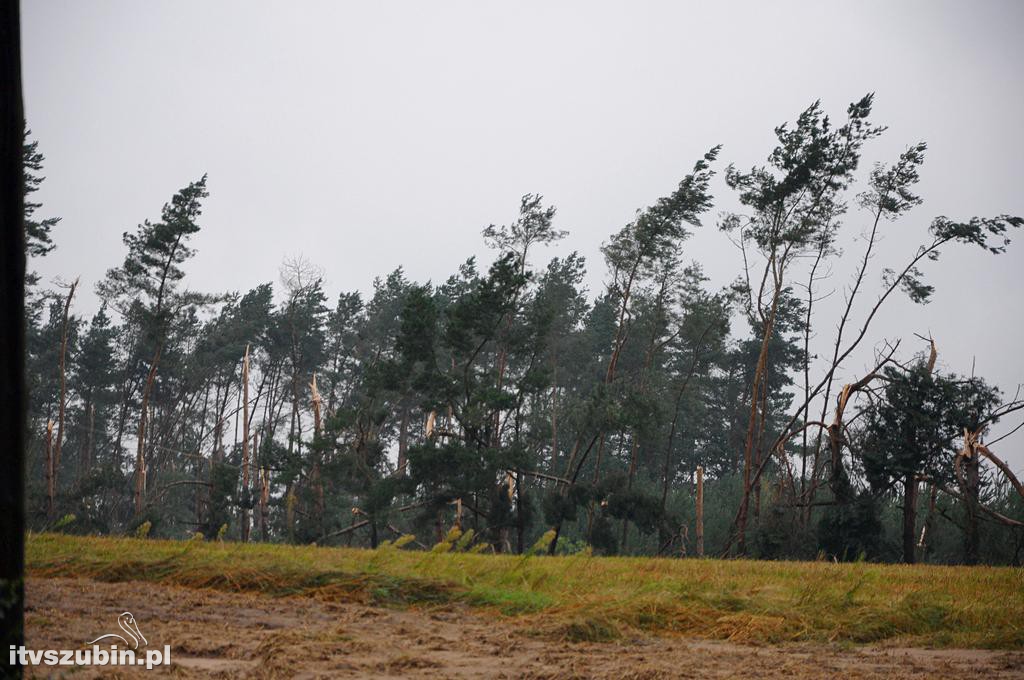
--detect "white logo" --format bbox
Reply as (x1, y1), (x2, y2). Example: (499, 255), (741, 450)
(11, 610), (170, 669)
(86, 612), (148, 650)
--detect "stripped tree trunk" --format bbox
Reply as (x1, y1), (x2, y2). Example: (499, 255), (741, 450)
(309, 373), (325, 539)
(53, 278), (77, 500)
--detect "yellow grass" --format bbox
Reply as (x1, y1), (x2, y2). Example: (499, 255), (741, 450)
(26, 533), (1024, 649)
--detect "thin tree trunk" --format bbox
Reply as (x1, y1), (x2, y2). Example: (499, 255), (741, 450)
(963, 452), (981, 565)
(902, 473), (918, 564)
(81, 401), (94, 479)
(918, 483), (937, 561)
(396, 401), (409, 476)
(241, 345), (251, 542)
(696, 465), (704, 558)
(516, 471), (525, 554)
(259, 464), (270, 542)
(44, 420), (54, 518)
(53, 279), (77, 498)
(621, 435), (640, 549)
(193, 385), (209, 527)
(310, 373), (324, 539)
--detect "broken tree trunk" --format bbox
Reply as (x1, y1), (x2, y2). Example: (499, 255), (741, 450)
(53, 278), (77, 500)
(309, 373), (325, 539)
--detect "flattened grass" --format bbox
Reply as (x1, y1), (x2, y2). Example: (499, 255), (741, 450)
(27, 533), (1024, 649)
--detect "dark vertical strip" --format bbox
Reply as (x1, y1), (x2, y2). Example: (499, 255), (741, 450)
(0, 0), (25, 676)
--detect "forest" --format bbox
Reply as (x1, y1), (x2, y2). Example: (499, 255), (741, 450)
(22, 94), (1024, 565)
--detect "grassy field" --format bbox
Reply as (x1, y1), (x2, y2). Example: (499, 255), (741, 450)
(26, 532), (1024, 650)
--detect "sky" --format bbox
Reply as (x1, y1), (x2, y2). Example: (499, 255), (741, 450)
(21, 1), (1024, 466)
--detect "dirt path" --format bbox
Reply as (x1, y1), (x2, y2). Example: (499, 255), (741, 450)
(23, 577), (1024, 679)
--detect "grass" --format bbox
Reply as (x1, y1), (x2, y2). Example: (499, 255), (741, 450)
(27, 532), (1024, 649)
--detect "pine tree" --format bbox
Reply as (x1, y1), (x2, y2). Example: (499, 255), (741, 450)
(98, 175), (210, 515)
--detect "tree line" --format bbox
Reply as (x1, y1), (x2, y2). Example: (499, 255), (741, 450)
(23, 94), (1024, 564)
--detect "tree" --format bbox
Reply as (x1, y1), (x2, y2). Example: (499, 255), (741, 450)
(549, 147), (720, 554)
(722, 95), (1021, 556)
(98, 175), (210, 515)
(722, 95), (881, 553)
(15, 91), (1022, 568)
(71, 306), (117, 477)
(861, 365), (1001, 563)
(22, 128), (59, 296)
(50, 279), (77, 517)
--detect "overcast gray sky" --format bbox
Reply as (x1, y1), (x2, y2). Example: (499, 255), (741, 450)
(21, 1), (1024, 465)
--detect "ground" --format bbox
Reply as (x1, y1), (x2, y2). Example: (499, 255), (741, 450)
(24, 577), (1024, 679)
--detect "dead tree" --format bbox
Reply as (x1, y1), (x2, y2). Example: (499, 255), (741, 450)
(953, 419), (1024, 562)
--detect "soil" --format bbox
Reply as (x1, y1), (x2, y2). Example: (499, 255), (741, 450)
(23, 577), (1024, 679)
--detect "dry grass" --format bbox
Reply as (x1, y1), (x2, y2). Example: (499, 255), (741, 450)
(27, 533), (1024, 649)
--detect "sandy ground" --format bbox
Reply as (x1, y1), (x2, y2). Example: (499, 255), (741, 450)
(22, 577), (1024, 679)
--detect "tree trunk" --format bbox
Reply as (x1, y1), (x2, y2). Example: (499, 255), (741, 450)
(44, 420), (54, 518)
(259, 461), (270, 543)
(397, 402), (409, 475)
(515, 473), (525, 554)
(737, 290), (780, 554)
(696, 465), (705, 558)
(53, 279), (77, 498)
(241, 345), (251, 542)
(621, 435), (641, 550)
(193, 387), (209, 529)
(309, 373), (324, 539)
(285, 486), (296, 544)
(919, 483), (937, 561)
(902, 473), (918, 564)
(964, 452), (981, 565)
(660, 387), (687, 513)
(79, 401), (94, 480)
(134, 344), (162, 515)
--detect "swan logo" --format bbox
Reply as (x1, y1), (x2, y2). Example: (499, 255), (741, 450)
(11, 611), (170, 669)
(86, 612), (148, 650)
